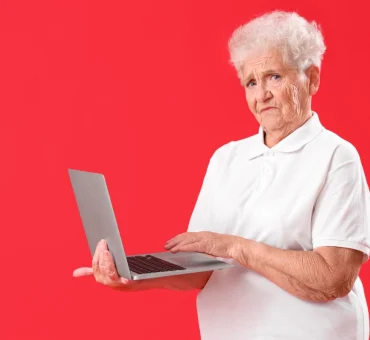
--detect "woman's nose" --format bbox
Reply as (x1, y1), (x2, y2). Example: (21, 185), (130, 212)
(256, 85), (272, 102)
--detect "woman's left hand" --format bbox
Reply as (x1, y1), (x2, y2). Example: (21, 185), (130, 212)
(164, 231), (241, 259)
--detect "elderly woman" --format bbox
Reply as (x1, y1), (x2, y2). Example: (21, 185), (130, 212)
(74, 11), (370, 340)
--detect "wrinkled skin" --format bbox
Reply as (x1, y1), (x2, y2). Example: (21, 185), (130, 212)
(241, 48), (320, 147)
(165, 231), (241, 259)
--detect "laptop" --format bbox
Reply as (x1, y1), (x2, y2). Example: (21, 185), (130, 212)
(68, 169), (233, 280)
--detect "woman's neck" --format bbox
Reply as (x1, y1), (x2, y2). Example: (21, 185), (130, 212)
(264, 112), (313, 148)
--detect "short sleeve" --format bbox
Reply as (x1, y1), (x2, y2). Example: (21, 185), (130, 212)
(187, 150), (220, 233)
(312, 142), (370, 260)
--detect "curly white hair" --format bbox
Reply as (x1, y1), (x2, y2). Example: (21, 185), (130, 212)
(228, 11), (327, 84)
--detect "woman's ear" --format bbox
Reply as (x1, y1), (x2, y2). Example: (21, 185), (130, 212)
(306, 65), (320, 96)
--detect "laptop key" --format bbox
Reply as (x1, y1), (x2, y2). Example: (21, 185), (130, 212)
(131, 257), (169, 272)
(127, 255), (186, 274)
(138, 256), (184, 271)
(143, 255), (186, 270)
(127, 258), (162, 273)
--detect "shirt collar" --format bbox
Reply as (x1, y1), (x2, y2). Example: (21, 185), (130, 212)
(238, 111), (324, 160)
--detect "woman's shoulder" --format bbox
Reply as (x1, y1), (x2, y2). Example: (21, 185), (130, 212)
(318, 128), (361, 163)
(210, 135), (258, 163)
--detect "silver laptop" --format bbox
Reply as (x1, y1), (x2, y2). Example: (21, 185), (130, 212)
(68, 169), (233, 280)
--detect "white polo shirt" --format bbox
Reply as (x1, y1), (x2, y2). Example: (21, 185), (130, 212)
(187, 112), (370, 340)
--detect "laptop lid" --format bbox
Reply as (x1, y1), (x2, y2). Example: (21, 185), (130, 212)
(68, 169), (132, 279)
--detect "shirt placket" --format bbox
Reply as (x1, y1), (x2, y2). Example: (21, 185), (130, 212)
(256, 151), (276, 193)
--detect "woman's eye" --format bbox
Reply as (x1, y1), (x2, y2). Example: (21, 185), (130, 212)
(247, 81), (256, 88)
(271, 74), (281, 80)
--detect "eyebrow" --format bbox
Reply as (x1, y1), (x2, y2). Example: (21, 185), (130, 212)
(243, 69), (283, 85)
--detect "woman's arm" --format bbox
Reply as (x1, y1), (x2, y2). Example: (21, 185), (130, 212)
(235, 238), (363, 302)
(165, 232), (364, 302)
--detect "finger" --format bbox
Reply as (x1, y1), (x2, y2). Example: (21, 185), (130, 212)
(103, 250), (120, 281)
(97, 239), (108, 253)
(169, 239), (191, 252)
(120, 277), (129, 284)
(94, 248), (105, 282)
(164, 239), (181, 249)
(171, 240), (202, 253)
(165, 241), (178, 250)
(92, 239), (105, 271)
(92, 250), (100, 276)
(100, 239), (108, 251)
(73, 267), (94, 277)
(165, 234), (189, 249)
(170, 234), (197, 248)
(99, 249), (116, 282)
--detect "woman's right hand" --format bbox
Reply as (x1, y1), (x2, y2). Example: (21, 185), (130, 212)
(73, 239), (141, 291)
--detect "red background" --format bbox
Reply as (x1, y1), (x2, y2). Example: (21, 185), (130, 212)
(1, 0), (369, 339)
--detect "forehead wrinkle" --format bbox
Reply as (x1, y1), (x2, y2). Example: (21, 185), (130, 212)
(244, 68), (282, 82)
(242, 50), (289, 83)
(244, 62), (283, 82)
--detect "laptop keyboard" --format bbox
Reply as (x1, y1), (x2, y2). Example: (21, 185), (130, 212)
(127, 255), (186, 274)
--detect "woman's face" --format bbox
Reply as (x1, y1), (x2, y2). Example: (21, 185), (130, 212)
(242, 49), (316, 135)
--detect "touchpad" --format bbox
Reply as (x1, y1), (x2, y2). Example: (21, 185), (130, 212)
(169, 253), (218, 267)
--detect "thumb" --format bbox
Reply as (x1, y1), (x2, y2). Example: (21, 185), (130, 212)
(73, 267), (94, 277)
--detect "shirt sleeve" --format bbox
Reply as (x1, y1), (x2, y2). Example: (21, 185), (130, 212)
(187, 150), (220, 233)
(312, 142), (370, 260)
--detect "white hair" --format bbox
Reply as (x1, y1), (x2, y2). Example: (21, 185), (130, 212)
(228, 11), (327, 83)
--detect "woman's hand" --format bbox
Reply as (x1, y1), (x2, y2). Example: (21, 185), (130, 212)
(164, 231), (241, 259)
(73, 239), (140, 291)
(73, 239), (214, 292)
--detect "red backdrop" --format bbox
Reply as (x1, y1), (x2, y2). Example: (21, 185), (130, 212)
(1, 0), (369, 339)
